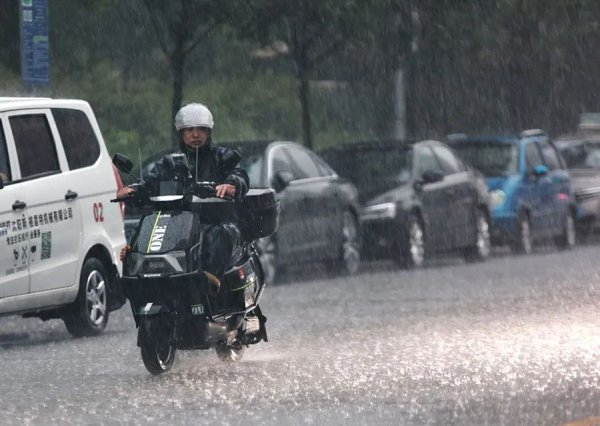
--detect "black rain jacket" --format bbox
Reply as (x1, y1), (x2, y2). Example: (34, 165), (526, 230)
(143, 143), (249, 199)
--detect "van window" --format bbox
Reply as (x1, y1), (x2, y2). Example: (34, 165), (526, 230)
(0, 123), (11, 183)
(10, 114), (60, 178)
(53, 108), (100, 170)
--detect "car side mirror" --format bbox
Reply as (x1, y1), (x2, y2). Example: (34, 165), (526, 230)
(112, 153), (134, 175)
(421, 169), (444, 184)
(532, 164), (549, 178)
(271, 171), (294, 192)
(0, 174), (4, 190)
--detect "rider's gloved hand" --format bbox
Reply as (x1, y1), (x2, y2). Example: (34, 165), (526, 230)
(117, 186), (135, 199)
(215, 184), (235, 198)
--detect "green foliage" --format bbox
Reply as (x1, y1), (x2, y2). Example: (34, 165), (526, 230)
(4, 0), (600, 157)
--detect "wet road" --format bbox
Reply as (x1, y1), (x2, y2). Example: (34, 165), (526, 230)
(2, 244), (600, 425)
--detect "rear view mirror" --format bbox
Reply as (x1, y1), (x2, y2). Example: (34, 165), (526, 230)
(0, 173), (4, 190)
(532, 164), (549, 177)
(112, 153), (134, 175)
(271, 171), (294, 192)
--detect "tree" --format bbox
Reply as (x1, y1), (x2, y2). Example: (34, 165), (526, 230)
(140, 0), (225, 146)
(234, 0), (371, 149)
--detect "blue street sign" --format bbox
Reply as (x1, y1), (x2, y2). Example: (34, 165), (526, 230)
(20, 0), (49, 85)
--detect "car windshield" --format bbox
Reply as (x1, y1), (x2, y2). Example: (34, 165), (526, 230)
(326, 146), (412, 200)
(453, 142), (518, 177)
(557, 141), (600, 169)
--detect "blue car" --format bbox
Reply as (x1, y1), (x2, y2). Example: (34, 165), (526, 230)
(449, 130), (576, 253)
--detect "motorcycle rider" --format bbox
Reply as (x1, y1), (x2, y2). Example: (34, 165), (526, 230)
(118, 103), (249, 288)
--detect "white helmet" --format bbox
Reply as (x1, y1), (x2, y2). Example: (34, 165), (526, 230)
(174, 103), (214, 131)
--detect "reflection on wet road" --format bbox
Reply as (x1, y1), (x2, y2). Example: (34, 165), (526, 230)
(1, 244), (600, 425)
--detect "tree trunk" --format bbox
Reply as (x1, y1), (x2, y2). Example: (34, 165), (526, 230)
(170, 43), (186, 149)
(298, 69), (312, 149)
(393, 67), (406, 140)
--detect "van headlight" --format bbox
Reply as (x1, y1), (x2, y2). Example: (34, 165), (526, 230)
(490, 189), (505, 208)
(361, 202), (397, 220)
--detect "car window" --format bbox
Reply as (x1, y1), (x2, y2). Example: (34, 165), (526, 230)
(10, 114), (60, 179)
(323, 145), (412, 200)
(538, 141), (562, 171)
(432, 144), (465, 175)
(0, 121), (11, 183)
(415, 146), (442, 177)
(270, 147), (296, 179)
(311, 152), (335, 177)
(242, 153), (264, 187)
(52, 108), (100, 170)
(452, 141), (519, 177)
(286, 146), (321, 179)
(524, 141), (543, 173)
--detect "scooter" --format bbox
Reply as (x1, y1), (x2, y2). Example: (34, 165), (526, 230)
(112, 152), (278, 375)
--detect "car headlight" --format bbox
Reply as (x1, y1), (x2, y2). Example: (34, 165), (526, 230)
(361, 202), (397, 220)
(490, 189), (505, 208)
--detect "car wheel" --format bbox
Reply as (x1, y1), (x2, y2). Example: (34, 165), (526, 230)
(510, 214), (532, 254)
(334, 211), (360, 275)
(258, 237), (279, 284)
(63, 257), (110, 337)
(555, 212), (576, 249)
(463, 209), (491, 262)
(215, 342), (245, 363)
(398, 215), (425, 268)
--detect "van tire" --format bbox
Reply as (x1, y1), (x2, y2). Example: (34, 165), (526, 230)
(63, 257), (110, 337)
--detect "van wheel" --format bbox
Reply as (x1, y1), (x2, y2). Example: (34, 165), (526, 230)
(510, 214), (532, 254)
(63, 257), (109, 337)
(555, 212), (576, 249)
(463, 209), (491, 262)
(398, 215), (425, 268)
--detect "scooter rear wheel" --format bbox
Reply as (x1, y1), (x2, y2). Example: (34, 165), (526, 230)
(139, 318), (176, 375)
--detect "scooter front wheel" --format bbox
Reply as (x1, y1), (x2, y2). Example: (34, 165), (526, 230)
(139, 317), (177, 375)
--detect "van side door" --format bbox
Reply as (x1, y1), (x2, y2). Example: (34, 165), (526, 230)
(0, 116), (30, 298)
(6, 110), (83, 294)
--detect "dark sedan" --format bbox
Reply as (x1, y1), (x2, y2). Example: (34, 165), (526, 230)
(221, 140), (362, 283)
(556, 136), (600, 237)
(320, 140), (492, 267)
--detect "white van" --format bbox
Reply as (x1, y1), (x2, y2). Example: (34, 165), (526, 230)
(0, 97), (126, 337)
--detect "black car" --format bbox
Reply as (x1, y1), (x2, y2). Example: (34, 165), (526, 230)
(555, 136), (600, 236)
(220, 140), (362, 282)
(320, 139), (492, 267)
